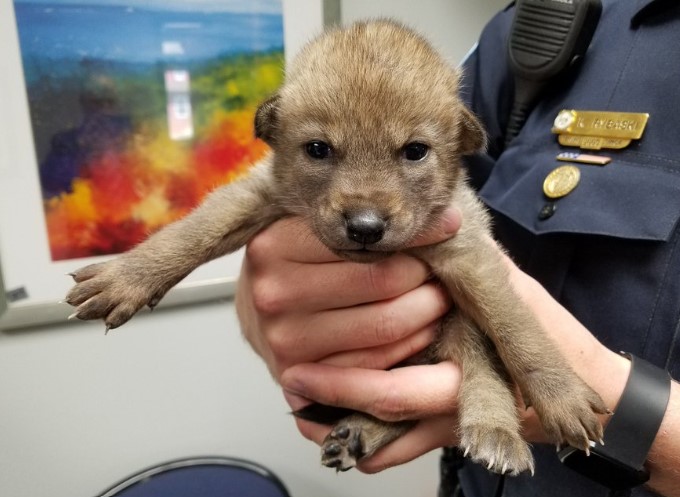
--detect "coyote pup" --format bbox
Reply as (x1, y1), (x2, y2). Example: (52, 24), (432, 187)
(66, 20), (607, 475)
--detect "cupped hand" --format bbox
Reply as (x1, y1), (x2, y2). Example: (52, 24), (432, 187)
(235, 207), (462, 379)
(278, 246), (630, 473)
(236, 206), (630, 474)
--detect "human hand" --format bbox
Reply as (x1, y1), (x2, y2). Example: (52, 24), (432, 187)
(236, 208), (630, 474)
(235, 207), (462, 379)
(235, 207), (464, 472)
(275, 244), (631, 473)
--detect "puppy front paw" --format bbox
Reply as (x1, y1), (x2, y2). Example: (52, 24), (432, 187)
(523, 370), (608, 451)
(459, 424), (534, 476)
(65, 258), (169, 330)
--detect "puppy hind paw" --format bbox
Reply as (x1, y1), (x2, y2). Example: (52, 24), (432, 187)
(321, 424), (365, 472)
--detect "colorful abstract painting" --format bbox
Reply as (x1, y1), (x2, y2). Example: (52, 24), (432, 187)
(13, 0), (284, 260)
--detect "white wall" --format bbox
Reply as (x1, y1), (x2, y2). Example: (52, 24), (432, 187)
(341, 0), (508, 66)
(0, 1), (507, 496)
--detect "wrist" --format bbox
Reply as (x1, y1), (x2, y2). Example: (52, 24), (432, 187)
(588, 347), (631, 429)
(559, 353), (672, 491)
(520, 346), (630, 444)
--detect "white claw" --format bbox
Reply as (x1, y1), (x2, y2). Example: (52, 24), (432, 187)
(487, 457), (495, 471)
(502, 462), (508, 475)
(463, 446), (470, 458)
(67, 311), (79, 320)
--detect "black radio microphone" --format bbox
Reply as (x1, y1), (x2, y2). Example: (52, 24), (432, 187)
(504, 0), (602, 145)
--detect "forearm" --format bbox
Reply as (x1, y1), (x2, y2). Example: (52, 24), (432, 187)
(647, 380), (680, 497)
(509, 256), (680, 495)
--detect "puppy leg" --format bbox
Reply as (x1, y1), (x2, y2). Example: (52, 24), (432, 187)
(436, 312), (533, 476)
(412, 184), (607, 452)
(294, 401), (415, 471)
(418, 234), (607, 452)
(66, 160), (285, 330)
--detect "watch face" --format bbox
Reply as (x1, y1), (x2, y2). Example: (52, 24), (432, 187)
(559, 447), (649, 491)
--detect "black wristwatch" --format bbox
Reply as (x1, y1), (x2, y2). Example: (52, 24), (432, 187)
(558, 353), (671, 490)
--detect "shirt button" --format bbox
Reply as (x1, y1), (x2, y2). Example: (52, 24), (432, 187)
(538, 202), (557, 220)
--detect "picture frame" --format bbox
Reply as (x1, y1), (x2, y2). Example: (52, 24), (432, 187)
(0, 0), (339, 330)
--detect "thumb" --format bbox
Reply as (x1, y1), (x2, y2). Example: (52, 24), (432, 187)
(409, 206), (462, 247)
(281, 362), (462, 422)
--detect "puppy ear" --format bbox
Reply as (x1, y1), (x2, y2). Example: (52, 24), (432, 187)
(254, 93), (280, 145)
(458, 105), (487, 155)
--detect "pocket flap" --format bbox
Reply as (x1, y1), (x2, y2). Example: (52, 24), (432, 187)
(478, 150), (680, 241)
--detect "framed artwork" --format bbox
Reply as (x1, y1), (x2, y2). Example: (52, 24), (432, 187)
(0, 0), (337, 330)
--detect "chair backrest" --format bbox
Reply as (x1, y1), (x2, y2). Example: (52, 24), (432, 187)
(97, 456), (291, 497)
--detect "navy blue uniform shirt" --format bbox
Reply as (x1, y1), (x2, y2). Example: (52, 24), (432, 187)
(457, 1), (680, 496)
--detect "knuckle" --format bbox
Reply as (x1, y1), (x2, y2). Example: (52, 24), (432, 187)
(366, 260), (401, 297)
(370, 307), (401, 345)
(266, 325), (295, 363)
(250, 277), (287, 316)
(366, 255), (427, 299)
(374, 377), (411, 421)
(245, 229), (279, 267)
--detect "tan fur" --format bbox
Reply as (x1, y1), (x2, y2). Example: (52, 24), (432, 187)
(65, 20), (606, 475)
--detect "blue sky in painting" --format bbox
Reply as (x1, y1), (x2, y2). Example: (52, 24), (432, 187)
(14, 0), (284, 69)
(14, 0), (282, 15)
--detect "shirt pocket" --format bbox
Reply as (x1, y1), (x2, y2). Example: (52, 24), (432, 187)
(478, 148), (680, 242)
(478, 147), (680, 376)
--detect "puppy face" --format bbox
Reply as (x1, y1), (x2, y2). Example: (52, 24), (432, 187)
(256, 21), (485, 262)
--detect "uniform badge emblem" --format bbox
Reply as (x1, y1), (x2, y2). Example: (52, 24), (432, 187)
(543, 165), (581, 199)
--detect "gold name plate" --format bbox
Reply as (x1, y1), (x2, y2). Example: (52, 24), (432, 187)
(552, 110), (649, 140)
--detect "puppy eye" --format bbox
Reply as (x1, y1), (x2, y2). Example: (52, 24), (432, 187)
(305, 141), (332, 160)
(402, 142), (429, 161)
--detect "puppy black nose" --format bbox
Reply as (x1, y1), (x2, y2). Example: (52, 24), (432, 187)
(345, 210), (386, 245)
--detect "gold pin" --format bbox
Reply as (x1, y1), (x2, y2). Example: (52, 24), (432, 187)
(543, 165), (581, 199)
(553, 110), (577, 131)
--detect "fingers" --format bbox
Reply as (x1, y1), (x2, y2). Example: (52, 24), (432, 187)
(319, 323), (438, 370)
(247, 253), (435, 314)
(266, 282), (450, 367)
(281, 361), (461, 422)
(285, 386), (460, 474)
(357, 417), (458, 473)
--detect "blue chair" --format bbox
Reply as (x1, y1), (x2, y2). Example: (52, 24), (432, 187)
(97, 456), (291, 497)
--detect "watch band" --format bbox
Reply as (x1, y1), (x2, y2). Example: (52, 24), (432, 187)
(599, 353), (671, 468)
(558, 353), (671, 490)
